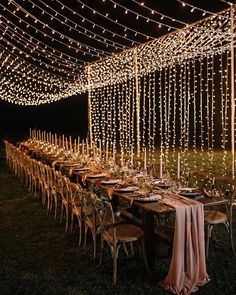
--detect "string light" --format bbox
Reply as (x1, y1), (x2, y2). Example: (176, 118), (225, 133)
(31, 0), (133, 50)
(6, 1), (109, 57)
(123, 0), (187, 26)
(107, 0), (181, 31)
(75, 0), (161, 40)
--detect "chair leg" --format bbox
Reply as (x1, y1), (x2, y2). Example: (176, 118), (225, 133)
(60, 204), (64, 224)
(65, 206), (68, 232)
(91, 229), (97, 260)
(99, 238), (104, 267)
(54, 195), (58, 220)
(84, 224), (90, 249)
(229, 213), (236, 255)
(77, 216), (82, 247)
(46, 191), (51, 215)
(70, 212), (74, 234)
(111, 245), (120, 285)
(130, 242), (134, 255)
(122, 243), (129, 256)
(141, 238), (151, 276)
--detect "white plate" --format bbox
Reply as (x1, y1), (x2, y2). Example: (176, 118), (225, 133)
(87, 173), (106, 178)
(115, 186), (139, 193)
(178, 188), (201, 197)
(100, 179), (122, 185)
(135, 194), (162, 202)
(154, 181), (173, 188)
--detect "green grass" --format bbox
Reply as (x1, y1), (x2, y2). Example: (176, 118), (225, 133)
(0, 147), (236, 295)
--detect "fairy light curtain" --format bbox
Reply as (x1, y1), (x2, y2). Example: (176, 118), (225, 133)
(89, 7), (235, 176)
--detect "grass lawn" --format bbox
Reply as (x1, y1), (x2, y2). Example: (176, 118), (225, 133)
(0, 146), (236, 295)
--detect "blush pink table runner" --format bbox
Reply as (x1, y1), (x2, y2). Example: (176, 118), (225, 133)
(161, 194), (210, 294)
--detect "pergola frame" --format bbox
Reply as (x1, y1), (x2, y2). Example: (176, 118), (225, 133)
(85, 6), (236, 177)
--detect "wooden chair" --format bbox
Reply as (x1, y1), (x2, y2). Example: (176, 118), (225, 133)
(69, 182), (87, 246)
(82, 191), (100, 259)
(187, 170), (210, 190)
(96, 201), (150, 284)
(59, 175), (71, 231)
(204, 176), (236, 257)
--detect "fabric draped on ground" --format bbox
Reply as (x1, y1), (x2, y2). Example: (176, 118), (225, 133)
(161, 195), (210, 295)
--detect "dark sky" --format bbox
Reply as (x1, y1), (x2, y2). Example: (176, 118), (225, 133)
(0, 0), (232, 144)
(0, 94), (88, 143)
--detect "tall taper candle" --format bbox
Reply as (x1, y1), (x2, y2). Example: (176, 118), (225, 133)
(160, 147), (163, 179)
(177, 152), (181, 179)
(121, 147), (124, 168)
(82, 140), (84, 156)
(130, 146), (133, 168)
(144, 147), (147, 171)
(106, 142), (109, 161)
(113, 143), (116, 164)
(77, 136), (80, 153)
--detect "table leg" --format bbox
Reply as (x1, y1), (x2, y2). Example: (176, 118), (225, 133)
(141, 209), (155, 272)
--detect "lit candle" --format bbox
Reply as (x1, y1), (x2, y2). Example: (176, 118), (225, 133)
(62, 134), (65, 149)
(86, 138), (89, 156)
(106, 142), (109, 161)
(99, 140), (102, 159)
(177, 152), (181, 179)
(160, 147), (163, 179)
(130, 146), (133, 168)
(69, 136), (72, 153)
(121, 147), (124, 168)
(66, 137), (69, 151)
(73, 138), (76, 153)
(113, 143), (116, 164)
(144, 147), (147, 171)
(93, 145), (96, 159)
(77, 136), (80, 153)
(82, 140), (84, 156)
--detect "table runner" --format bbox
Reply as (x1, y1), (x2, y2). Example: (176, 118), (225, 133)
(161, 194), (210, 294)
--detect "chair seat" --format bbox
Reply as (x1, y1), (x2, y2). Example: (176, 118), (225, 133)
(204, 210), (227, 225)
(105, 224), (144, 243)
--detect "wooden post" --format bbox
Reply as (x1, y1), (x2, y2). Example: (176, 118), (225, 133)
(87, 66), (93, 146)
(135, 51), (140, 157)
(230, 5), (235, 178)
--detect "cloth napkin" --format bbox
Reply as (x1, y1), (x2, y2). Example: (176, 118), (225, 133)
(161, 194), (210, 294)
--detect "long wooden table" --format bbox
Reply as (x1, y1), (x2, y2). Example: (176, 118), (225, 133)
(19, 142), (228, 272)
(76, 172), (228, 272)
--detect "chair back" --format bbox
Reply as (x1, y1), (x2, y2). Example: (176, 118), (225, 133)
(186, 170), (210, 189)
(96, 201), (117, 243)
(214, 176), (236, 206)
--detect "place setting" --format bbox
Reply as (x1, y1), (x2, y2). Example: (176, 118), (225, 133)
(176, 187), (205, 200)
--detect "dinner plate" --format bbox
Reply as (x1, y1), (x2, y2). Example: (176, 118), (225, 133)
(134, 194), (162, 202)
(154, 181), (173, 189)
(115, 186), (139, 193)
(100, 179), (122, 185)
(178, 188), (201, 197)
(132, 171), (145, 178)
(87, 173), (106, 178)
